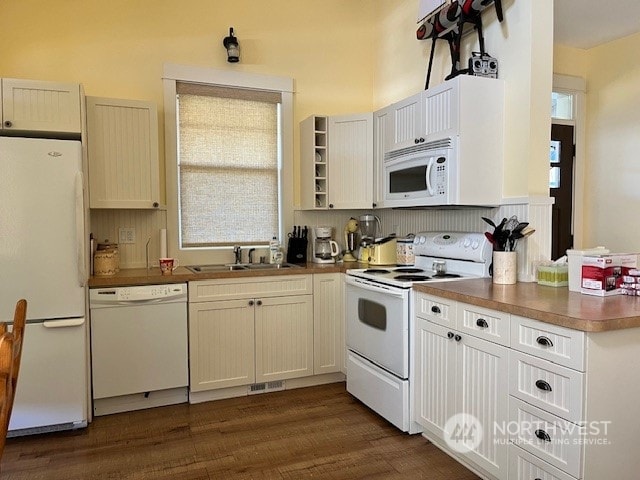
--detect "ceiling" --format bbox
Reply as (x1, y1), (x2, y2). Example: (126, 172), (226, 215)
(554, 0), (640, 49)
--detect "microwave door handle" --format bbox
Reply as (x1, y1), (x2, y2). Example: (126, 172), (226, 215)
(425, 157), (435, 196)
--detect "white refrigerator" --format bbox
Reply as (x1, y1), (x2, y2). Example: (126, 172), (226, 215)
(0, 136), (88, 435)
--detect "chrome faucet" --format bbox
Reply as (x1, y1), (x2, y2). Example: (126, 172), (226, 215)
(233, 245), (242, 264)
(248, 248), (256, 264)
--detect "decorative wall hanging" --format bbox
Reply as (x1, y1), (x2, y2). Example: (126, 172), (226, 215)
(417, 0), (505, 89)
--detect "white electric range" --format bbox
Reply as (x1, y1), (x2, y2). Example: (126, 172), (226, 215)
(344, 232), (492, 433)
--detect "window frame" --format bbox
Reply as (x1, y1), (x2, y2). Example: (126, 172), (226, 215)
(163, 63), (294, 266)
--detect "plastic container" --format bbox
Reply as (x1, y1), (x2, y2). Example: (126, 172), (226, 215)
(566, 247), (609, 292)
(396, 235), (415, 266)
(537, 263), (569, 287)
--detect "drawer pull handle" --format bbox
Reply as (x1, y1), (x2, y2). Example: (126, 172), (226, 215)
(454, 334), (462, 342)
(536, 336), (554, 347)
(447, 332), (454, 339)
(476, 318), (489, 328)
(535, 380), (552, 392)
(431, 306), (441, 314)
(535, 429), (551, 442)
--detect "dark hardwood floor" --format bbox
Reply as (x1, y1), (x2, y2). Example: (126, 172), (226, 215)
(2, 383), (479, 479)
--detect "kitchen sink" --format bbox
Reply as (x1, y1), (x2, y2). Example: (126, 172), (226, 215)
(245, 263), (300, 270)
(186, 263), (301, 273)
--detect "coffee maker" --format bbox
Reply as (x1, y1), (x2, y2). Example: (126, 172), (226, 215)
(312, 226), (340, 264)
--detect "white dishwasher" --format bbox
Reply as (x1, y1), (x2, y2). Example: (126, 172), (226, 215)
(89, 283), (188, 416)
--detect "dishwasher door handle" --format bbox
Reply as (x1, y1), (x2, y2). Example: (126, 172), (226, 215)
(43, 318), (86, 328)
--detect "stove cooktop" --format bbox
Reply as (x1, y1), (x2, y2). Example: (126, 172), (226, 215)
(347, 265), (472, 288)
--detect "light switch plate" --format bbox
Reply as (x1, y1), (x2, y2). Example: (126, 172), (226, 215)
(118, 227), (136, 244)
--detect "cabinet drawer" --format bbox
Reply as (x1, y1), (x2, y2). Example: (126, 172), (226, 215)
(509, 350), (585, 424)
(509, 398), (584, 478)
(511, 315), (585, 371)
(189, 275), (313, 302)
(509, 443), (578, 480)
(415, 293), (456, 328)
(457, 302), (510, 346)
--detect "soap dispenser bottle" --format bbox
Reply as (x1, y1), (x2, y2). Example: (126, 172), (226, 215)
(269, 236), (283, 264)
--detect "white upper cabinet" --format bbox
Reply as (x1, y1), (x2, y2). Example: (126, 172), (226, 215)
(1, 78), (81, 135)
(86, 97), (160, 209)
(384, 76), (503, 154)
(327, 113), (373, 209)
(300, 113), (373, 210)
(386, 91), (423, 152)
(373, 105), (391, 208)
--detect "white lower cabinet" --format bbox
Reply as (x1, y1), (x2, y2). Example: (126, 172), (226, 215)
(189, 275), (313, 393)
(416, 292), (640, 480)
(312, 273), (343, 375)
(414, 294), (510, 480)
(189, 299), (256, 391)
(509, 444), (577, 480)
(255, 295), (313, 382)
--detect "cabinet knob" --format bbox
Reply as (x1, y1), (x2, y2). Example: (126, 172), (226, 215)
(372, 203), (377, 208)
(153, 202), (160, 208)
(248, 300), (254, 306)
(535, 379), (552, 392)
(534, 429), (552, 442)
(431, 305), (441, 314)
(454, 334), (462, 342)
(3, 120), (12, 128)
(414, 138), (420, 144)
(256, 300), (263, 306)
(536, 335), (553, 347)
(447, 332), (454, 339)
(329, 203), (334, 209)
(419, 138), (425, 143)
(476, 318), (489, 328)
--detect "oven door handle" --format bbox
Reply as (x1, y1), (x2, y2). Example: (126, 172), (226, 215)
(425, 156), (435, 196)
(345, 276), (408, 298)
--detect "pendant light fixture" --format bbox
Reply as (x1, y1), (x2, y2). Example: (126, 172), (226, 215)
(223, 27), (240, 63)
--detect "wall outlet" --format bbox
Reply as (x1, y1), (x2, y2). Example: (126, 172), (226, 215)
(118, 227), (136, 244)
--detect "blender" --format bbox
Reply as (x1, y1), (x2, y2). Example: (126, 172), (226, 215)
(312, 226), (340, 264)
(358, 214), (381, 263)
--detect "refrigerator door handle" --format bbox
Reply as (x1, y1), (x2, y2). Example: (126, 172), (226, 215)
(75, 172), (86, 287)
(43, 318), (85, 328)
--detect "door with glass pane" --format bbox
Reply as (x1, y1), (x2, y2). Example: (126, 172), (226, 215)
(550, 124), (574, 259)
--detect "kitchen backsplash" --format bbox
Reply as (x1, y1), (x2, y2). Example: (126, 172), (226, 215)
(90, 209), (167, 269)
(92, 198), (552, 282)
(294, 197), (552, 282)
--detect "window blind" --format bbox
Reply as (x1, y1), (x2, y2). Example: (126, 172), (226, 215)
(177, 83), (281, 247)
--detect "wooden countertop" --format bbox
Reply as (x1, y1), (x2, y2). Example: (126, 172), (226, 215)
(414, 279), (640, 332)
(88, 262), (361, 288)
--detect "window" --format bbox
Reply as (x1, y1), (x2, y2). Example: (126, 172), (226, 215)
(551, 91), (573, 120)
(163, 65), (294, 265)
(176, 83), (281, 247)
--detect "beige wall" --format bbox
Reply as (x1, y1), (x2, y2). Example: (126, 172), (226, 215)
(583, 32), (640, 251)
(0, 0), (377, 206)
(553, 34), (640, 252)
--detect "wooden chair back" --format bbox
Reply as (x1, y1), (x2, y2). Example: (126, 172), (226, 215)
(0, 299), (27, 465)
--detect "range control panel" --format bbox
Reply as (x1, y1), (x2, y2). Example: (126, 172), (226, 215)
(413, 232), (491, 263)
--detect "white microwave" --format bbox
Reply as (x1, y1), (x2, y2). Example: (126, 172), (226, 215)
(383, 138), (457, 208)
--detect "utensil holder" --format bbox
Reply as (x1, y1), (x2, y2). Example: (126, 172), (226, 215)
(286, 237), (308, 264)
(492, 251), (517, 284)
